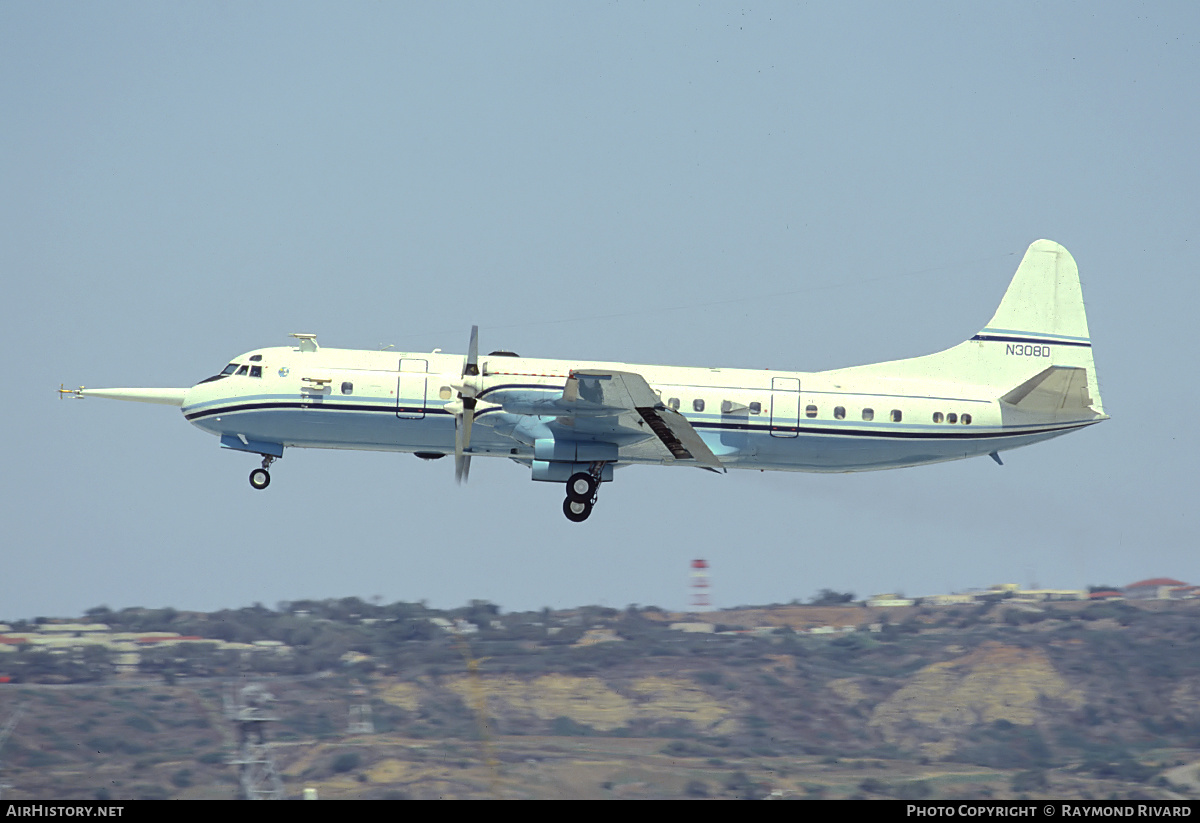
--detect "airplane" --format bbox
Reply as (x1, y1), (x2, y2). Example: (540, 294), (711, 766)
(62, 239), (1106, 522)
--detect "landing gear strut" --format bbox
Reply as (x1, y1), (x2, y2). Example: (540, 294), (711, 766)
(562, 465), (605, 522)
(249, 455), (276, 490)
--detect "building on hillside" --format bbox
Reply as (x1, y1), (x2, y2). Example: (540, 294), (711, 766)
(920, 594), (978, 606)
(866, 594), (914, 608)
(1011, 589), (1087, 603)
(33, 623), (112, 635)
(1124, 578), (1190, 600)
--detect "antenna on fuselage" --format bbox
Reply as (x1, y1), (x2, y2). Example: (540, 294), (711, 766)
(289, 333), (319, 353)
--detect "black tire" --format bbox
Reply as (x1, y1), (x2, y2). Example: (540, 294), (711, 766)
(249, 468), (271, 490)
(565, 472), (597, 503)
(563, 496), (592, 522)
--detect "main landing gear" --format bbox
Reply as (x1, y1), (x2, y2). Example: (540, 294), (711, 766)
(562, 468), (603, 522)
(249, 455), (276, 490)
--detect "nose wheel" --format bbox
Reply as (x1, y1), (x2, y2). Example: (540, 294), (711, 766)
(562, 468), (604, 522)
(249, 455), (276, 490)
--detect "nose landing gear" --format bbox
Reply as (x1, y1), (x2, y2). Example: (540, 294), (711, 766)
(249, 455), (276, 490)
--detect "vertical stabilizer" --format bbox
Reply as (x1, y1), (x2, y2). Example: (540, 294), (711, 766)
(977, 239), (1091, 347)
(826, 240), (1105, 419)
(970, 239), (1104, 417)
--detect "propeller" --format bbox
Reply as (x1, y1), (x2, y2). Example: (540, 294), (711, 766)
(453, 325), (481, 484)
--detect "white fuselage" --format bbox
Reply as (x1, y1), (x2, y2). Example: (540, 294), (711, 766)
(181, 344), (1094, 475)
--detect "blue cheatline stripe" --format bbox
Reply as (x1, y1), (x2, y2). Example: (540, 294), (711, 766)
(186, 398), (1097, 442)
(184, 400), (451, 422)
(694, 420), (1096, 440)
(972, 329), (1091, 348)
(982, 327), (1091, 343)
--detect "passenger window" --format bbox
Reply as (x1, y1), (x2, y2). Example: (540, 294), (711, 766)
(961, 413), (972, 425)
(834, 406), (845, 420)
(947, 413), (958, 424)
(749, 401), (761, 414)
(669, 398), (680, 411)
(235, 365), (249, 376)
(250, 366), (263, 378)
(890, 409), (901, 422)
(805, 405), (818, 418)
(341, 382), (353, 395)
(862, 408), (874, 421)
(693, 399), (705, 412)
(933, 412), (943, 423)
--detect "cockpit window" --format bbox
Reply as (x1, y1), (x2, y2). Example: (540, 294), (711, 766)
(197, 361), (245, 385)
(249, 354), (262, 362)
(235, 365), (249, 376)
(250, 366), (263, 378)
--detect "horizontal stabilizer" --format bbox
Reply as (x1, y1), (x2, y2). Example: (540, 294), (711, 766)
(1000, 366), (1094, 416)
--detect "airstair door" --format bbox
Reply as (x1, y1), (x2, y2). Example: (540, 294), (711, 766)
(770, 377), (800, 438)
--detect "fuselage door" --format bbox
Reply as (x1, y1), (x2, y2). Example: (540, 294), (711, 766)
(770, 377), (800, 438)
(396, 359), (428, 419)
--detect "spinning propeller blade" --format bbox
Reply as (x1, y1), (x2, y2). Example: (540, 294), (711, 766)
(454, 325), (481, 484)
(454, 428), (471, 484)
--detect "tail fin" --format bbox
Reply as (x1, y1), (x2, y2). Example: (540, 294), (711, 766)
(831, 240), (1105, 419)
(972, 239), (1105, 418)
(979, 239), (1091, 344)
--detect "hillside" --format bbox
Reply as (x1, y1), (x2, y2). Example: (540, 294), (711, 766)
(2, 597), (1200, 799)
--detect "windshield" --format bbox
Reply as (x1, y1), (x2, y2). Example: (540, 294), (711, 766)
(197, 358), (267, 385)
(197, 362), (240, 385)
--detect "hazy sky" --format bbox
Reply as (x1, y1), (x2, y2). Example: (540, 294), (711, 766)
(3, 2), (1198, 619)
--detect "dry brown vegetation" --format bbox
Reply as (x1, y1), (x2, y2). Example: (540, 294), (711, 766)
(2, 597), (1200, 799)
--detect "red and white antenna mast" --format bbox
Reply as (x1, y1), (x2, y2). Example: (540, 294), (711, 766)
(690, 559), (711, 611)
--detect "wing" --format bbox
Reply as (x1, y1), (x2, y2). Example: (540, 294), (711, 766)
(556, 370), (724, 469)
